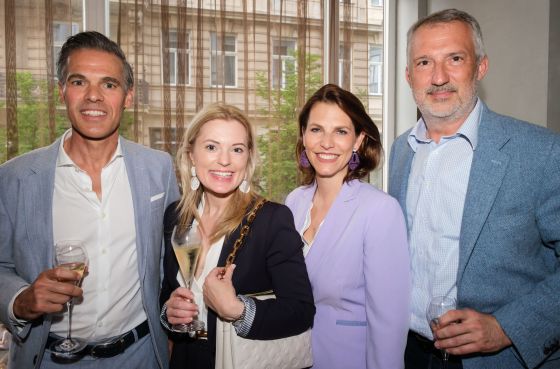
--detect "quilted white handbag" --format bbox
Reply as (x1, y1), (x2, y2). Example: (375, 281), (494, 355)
(215, 294), (313, 369)
(214, 199), (313, 369)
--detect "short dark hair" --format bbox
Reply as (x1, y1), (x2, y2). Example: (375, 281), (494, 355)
(56, 31), (134, 92)
(296, 84), (382, 185)
(407, 9), (486, 66)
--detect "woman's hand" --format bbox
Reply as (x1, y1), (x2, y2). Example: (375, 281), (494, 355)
(203, 265), (244, 321)
(165, 287), (200, 325)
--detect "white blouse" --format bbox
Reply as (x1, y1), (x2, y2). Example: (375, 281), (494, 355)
(176, 198), (225, 326)
(300, 203), (324, 257)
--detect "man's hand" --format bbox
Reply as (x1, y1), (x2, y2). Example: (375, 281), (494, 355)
(13, 268), (83, 321)
(433, 308), (512, 355)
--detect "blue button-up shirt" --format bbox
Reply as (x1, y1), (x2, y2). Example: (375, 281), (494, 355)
(406, 99), (482, 338)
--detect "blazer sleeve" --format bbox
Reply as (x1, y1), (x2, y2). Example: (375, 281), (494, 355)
(0, 169), (36, 341)
(493, 137), (560, 368)
(364, 194), (410, 369)
(244, 204), (315, 340)
(159, 202), (180, 308)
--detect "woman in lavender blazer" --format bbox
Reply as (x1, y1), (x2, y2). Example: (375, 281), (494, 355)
(285, 84), (410, 369)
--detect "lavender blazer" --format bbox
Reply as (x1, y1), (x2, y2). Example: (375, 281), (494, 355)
(286, 179), (410, 369)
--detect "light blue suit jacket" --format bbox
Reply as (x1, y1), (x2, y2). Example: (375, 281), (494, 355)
(389, 103), (560, 369)
(286, 180), (410, 369)
(0, 136), (179, 369)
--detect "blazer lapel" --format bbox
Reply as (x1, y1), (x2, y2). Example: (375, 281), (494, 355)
(122, 139), (149, 278)
(391, 143), (415, 224)
(22, 140), (60, 270)
(305, 181), (360, 279)
(457, 108), (510, 284)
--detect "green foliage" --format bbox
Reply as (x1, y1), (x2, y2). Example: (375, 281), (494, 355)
(0, 72), (68, 163)
(0, 72), (134, 164)
(256, 52), (323, 202)
(119, 110), (135, 141)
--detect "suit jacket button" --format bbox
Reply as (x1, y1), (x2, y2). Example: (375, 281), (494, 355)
(543, 347), (551, 355)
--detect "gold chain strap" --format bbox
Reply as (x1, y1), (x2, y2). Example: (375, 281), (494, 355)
(224, 198), (267, 269)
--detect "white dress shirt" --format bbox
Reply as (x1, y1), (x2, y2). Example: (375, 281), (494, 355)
(49, 130), (146, 340)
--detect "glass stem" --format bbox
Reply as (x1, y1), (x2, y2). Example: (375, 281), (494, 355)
(442, 351), (449, 369)
(66, 301), (73, 340)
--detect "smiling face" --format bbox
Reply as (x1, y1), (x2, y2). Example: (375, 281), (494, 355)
(302, 102), (364, 183)
(189, 118), (250, 199)
(406, 21), (488, 130)
(58, 48), (133, 142)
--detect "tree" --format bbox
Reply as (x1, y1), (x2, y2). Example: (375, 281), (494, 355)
(0, 72), (68, 163)
(256, 52), (322, 202)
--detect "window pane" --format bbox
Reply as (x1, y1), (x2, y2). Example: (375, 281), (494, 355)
(169, 51), (177, 85)
(225, 55), (235, 86)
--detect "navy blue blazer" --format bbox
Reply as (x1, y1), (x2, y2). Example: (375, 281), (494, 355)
(160, 200), (315, 367)
(389, 102), (560, 369)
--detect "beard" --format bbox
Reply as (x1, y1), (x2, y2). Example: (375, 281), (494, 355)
(414, 78), (478, 123)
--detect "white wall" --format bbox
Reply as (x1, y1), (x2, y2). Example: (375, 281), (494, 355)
(393, 0), (552, 136)
(429, 0), (550, 127)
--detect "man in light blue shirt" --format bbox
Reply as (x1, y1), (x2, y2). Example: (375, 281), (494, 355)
(389, 8), (560, 369)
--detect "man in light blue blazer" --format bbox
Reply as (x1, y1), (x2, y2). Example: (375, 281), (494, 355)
(389, 9), (560, 369)
(0, 32), (179, 369)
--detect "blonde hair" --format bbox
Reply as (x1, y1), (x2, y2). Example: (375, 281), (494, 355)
(175, 103), (261, 243)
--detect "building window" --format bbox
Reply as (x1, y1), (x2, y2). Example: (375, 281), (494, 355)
(338, 43), (352, 88)
(149, 127), (178, 153)
(53, 22), (80, 76)
(210, 33), (237, 87)
(370, 0), (383, 6)
(272, 39), (296, 89)
(166, 30), (191, 85)
(368, 45), (383, 95)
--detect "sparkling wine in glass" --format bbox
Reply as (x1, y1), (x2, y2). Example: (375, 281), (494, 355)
(171, 224), (205, 335)
(50, 241), (89, 360)
(426, 296), (456, 369)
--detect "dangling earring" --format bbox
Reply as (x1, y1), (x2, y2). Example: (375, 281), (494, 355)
(190, 166), (200, 191)
(299, 150), (311, 168)
(348, 150), (360, 171)
(239, 178), (250, 194)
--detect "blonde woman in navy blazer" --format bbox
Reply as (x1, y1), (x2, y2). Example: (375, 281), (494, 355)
(286, 84), (410, 369)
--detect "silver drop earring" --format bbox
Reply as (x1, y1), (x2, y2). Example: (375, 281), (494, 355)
(190, 166), (200, 191)
(239, 178), (250, 193)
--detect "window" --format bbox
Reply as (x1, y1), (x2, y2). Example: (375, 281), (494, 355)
(53, 22), (80, 76)
(370, 0), (383, 6)
(272, 39), (296, 89)
(166, 30), (191, 85)
(368, 45), (383, 95)
(210, 33), (237, 87)
(338, 43), (352, 88)
(149, 127), (178, 153)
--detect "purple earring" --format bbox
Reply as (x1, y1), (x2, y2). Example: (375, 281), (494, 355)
(299, 151), (311, 168)
(348, 150), (360, 171)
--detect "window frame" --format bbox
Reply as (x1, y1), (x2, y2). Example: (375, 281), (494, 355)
(368, 44), (383, 95)
(272, 38), (297, 90)
(209, 32), (238, 88)
(53, 21), (80, 78)
(164, 29), (192, 86)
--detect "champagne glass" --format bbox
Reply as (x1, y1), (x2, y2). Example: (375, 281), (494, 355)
(426, 296), (456, 369)
(50, 241), (88, 359)
(170, 224), (205, 334)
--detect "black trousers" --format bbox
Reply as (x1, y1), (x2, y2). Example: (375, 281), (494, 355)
(405, 331), (463, 369)
(170, 337), (213, 369)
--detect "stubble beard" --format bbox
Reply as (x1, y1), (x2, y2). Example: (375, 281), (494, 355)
(414, 77), (478, 126)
